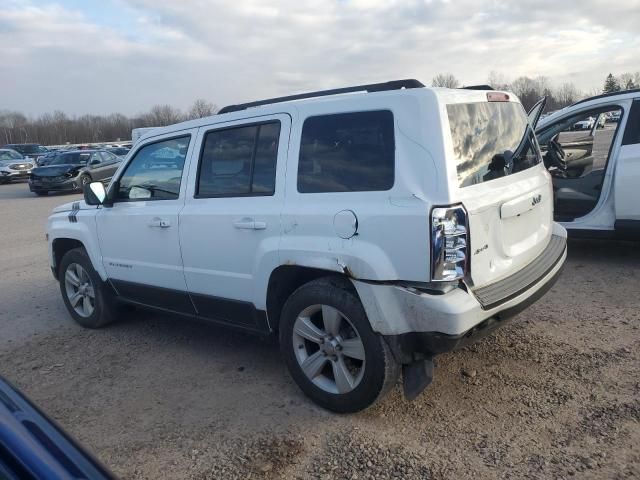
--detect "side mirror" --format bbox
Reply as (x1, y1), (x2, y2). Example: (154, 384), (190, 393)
(90, 159), (101, 165)
(84, 181), (107, 206)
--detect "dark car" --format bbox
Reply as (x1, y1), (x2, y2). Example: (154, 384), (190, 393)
(2, 143), (49, 162)
(107, 146), (130, 157)
(0, 375), (114, 480)
(29, 150), (122, 196)
(36, 150), (63, 166)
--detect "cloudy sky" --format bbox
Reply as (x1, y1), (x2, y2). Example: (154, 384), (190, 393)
(1, 0), (639, 116)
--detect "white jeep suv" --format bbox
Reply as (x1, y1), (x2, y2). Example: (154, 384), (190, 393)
(46, 80), (567, 412)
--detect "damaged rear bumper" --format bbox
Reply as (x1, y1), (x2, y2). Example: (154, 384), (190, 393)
(352, 230), (567, 362)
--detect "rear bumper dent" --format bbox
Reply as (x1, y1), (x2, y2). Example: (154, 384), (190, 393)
(352, 227), (567, 341)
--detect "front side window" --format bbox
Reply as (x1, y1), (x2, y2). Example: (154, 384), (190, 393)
(197, 121), (280, 197)
(297, 110), (395, 193)
(115, 136), (190, 201)
(448, 102), (541, 187)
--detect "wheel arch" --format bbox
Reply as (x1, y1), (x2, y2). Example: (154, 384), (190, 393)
(49, 230), (106, 282)
(265, 265), (357, 332)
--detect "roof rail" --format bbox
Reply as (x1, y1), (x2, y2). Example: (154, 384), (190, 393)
(570, 88), (640, 107)
(218, 79), (425, 114)
(461, 85), (494, 90)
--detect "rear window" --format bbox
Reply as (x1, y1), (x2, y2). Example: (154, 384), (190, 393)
(448, 102), (541, 187)
(297, 110), (395, 193)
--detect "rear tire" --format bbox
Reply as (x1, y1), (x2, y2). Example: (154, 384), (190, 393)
(59, 248), (119, 328)
(280, 277), (399, 413)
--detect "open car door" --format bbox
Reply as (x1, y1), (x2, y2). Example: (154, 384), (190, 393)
(527, 96), (547, 129)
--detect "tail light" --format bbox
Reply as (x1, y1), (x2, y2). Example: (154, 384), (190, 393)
(431, 204), (469, 281)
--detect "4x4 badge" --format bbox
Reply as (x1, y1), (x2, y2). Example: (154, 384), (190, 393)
(531, 194), (542, 206)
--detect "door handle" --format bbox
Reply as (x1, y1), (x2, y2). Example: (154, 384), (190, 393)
(233, 218), (267, 230)
(149, 218), (171, 228)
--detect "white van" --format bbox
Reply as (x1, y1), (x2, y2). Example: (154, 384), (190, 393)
(46, 80), (566, 412)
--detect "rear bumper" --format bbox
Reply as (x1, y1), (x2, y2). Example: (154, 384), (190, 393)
(353, 224), (567, 357)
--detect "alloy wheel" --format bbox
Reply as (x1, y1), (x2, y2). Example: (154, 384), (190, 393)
(292, 304), (366, 394)
(64, 263), (95, 318)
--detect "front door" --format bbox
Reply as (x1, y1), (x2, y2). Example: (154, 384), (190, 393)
(179, 115), (290, 329)
(96, 132), (196, 313)
(615, 98), (640, 230)
(536, 104), (625, 222)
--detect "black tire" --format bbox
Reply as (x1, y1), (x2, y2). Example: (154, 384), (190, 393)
(58, 247), (119, 328)
(280, 277), (399, 413)
(34, 191), (48, 196)
(79, 174), (91, 190)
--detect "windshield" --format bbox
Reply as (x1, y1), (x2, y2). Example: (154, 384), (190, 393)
(49, 152), (91, 166)
(0, 150), (23, 160)
(448, 102), (541, 187)
(10, 144), (46, 154)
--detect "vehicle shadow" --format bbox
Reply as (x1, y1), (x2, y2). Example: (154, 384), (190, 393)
(566, 237), (640, 267)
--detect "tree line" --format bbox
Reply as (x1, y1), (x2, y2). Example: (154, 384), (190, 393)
(2, 71), (639, 146)
(432, 71), (640, 111)
(0, 99), (217, 146)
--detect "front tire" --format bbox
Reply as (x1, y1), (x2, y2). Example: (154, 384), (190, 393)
(280, 277), (399, 413)
(79, 174), (91, 191)
(59, 248), (119, 328)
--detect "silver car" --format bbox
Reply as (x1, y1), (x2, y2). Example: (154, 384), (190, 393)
(0, 149), (36, 184)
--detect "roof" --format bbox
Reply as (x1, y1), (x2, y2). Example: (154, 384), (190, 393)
(570, 88), (640, 107)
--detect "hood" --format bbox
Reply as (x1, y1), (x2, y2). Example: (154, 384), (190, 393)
(0, 159), (33, 167)
(52, 200), (91, 214)
(31, 164), (85, 177)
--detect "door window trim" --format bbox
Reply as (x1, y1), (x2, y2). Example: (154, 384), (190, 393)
(622, 99), (640, 146)
(194, 119), (282, 199)
(109, 133), (192, 203)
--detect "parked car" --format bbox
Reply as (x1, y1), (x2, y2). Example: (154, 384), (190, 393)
(0, 149), (36, 183)
(533, 88), (640, 238)
(1, 143), (48, 162)
(46, 80), (567, 412)
(36, 150), (63, 166)
(572, 116), (595, 130)
(107, 146), (130, 157)
(0, 375), (114, 479)
(606, 111), (621, 123)
(29, 149), (122, 196)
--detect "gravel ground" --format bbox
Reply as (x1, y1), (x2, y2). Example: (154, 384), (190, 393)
(1, 181), (639, 479)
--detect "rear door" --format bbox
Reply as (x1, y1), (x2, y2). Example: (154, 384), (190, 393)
(179, 114), (290, 329)
(446, 97), (554, 288)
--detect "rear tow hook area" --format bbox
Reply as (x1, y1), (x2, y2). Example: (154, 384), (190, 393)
(402, 357), (435, 401)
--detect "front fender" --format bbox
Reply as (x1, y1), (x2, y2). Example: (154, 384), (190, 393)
(47, 210), (105, 280)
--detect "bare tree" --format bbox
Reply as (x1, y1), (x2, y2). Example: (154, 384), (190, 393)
(555, 83), (579, 107)
(144, 105), (183, 127)
(487, 71), (510, 91)
(431, 73), (460, 89)
(186, 99), (217, 120)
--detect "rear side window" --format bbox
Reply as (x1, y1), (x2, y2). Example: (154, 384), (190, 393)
(448, 102), (541, 187)
(197, 121), (280, 197)
(297, 110), (395, 193)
